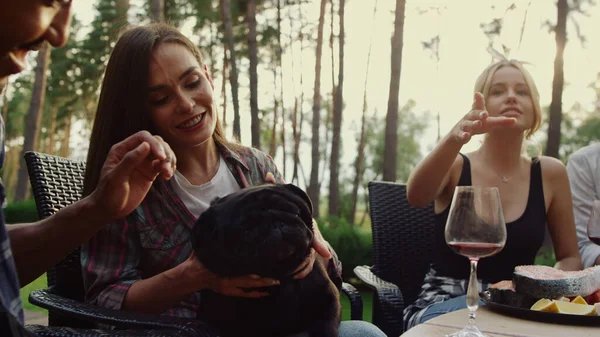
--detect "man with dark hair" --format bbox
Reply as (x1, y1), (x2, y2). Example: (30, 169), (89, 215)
(0, 1), (176, 334)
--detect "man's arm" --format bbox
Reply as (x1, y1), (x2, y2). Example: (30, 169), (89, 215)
(7, 131), (176, 286)
(567, 151), (600, 268)
(9, 197), (109, 286)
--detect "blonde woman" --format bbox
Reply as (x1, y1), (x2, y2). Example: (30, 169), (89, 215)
(403, 58), (582, 329)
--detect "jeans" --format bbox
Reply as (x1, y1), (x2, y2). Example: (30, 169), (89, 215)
(415, 295), (486, 325)
(288, 320), (386, 337)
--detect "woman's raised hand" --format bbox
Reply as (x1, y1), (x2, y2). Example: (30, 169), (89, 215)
(451, 92), (516, 144)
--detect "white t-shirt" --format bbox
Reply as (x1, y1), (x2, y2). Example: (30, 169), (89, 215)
(171, 156), (241, 218)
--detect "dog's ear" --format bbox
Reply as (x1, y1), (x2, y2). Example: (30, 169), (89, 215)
(282, 184), (313, 215)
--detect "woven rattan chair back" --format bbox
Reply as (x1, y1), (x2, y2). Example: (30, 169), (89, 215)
(24, 151), (89, 327)
(368, 181), (435, 306)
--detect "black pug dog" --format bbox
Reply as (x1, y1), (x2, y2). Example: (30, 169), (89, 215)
(191, 183), (341, 337)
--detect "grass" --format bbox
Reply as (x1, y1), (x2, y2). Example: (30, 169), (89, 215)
(19, 273), (48, 314)
(535, 246), (557, 267)
(341, 290), (373, 322)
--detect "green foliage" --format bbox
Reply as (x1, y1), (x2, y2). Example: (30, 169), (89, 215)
(318, 216), (372, 280)
(79, 0), (130, 114)
(364, 100), (429, 183)
(20, 273), (48, 313)
(4, 199), (39, 224)
(560, 115), (600, 161)
(5, 75), (34, 141)
(535, 246), (556, 267)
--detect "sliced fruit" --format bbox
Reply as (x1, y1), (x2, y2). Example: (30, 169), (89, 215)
(531, 298), (556, 312)
(554, 301), (597, 316)
(572, 295), (588, 305)
(540, 301), (559, 313)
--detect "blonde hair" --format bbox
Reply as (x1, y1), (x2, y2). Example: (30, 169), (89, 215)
(473, 60), (542, 139)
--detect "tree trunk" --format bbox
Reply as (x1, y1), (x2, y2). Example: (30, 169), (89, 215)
(269, 0), (284, 160)
(281, 109), (287, 179)
(5, 148), (21, 202)
(269, 68), (279, 157)
(207, 25), (216, 77)
(45, 105), (59, 155)
(151, 0), (164, 21)
(163, 0), (170, 22)
(14, 44), (51, 201)
(291, 97), (299, 184)
(545, 0), (568, 159)
(319, 0), (336, 204)
(382, 0), (406, 182)
(221, 0), (241, 140)
(116, 0), (129, 22)
(350, 0), (378, 225)
(308, 0), (328, 217)
(1, 84), (8, 122)
(221, 51), (228, 128)
(247, 0), (260, 148)
(59, 108), (73, 158)
(328, 0), (344, 217)
(292, 2), (306, 187)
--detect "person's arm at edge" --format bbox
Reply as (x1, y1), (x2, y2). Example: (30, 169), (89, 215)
(543, 156), (583, 271)
(9, 131), (176, 286)
(406, 133), (463, 207)
(407, 92), (487, 207)
(9, 197), (112, 286)
(567, 151), (600, 267)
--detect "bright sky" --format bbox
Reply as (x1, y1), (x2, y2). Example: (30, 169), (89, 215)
(70, 0), (600, 184)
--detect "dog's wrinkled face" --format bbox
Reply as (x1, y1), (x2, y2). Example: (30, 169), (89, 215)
(192, 184), (314, 279)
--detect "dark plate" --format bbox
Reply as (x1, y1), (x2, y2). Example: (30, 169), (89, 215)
(480, 291), (600, 326)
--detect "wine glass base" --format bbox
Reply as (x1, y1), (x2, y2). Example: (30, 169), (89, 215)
(445, 325), (488, 337)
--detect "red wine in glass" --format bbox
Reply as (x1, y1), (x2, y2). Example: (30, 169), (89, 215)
(444, 186), (506, 337)
(448, 242), (504, 259)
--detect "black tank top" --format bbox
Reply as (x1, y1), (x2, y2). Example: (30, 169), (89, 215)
(431, 154), (547, 283)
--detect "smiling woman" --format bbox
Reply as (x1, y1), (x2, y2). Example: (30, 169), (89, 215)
(79, 22), (386, 337)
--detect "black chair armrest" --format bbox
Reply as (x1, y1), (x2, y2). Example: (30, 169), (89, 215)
(353, 266), (404, 337)
(29, 289), (215, 336)
(26, 325), (195, 337)
(341, 282), (363, 320)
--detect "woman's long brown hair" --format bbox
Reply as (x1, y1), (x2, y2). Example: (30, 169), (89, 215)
(83, 23), (231, 197)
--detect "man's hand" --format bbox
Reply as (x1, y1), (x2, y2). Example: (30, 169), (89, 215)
(88, 131), (176, 221)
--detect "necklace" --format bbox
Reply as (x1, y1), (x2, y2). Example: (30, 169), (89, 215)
(490, 167), (511, 183)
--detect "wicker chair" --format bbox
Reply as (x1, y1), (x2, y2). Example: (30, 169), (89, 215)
(353, 181), (434, 337)
(23, 151), (363, 332)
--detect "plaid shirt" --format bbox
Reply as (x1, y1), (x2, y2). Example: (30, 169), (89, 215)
(0, 114), (26, 333)
(82, 143), (342, 318)
(403, 266), (492, 331)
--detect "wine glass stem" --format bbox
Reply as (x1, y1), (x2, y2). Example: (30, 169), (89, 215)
(466, 258), (479, 327)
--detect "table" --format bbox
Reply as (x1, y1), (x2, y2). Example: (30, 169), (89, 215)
(401, 306), (599, 336)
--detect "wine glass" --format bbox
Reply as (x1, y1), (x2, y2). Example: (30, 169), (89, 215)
(587, 200), (600, 246)
(445, 186), (507, 337)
